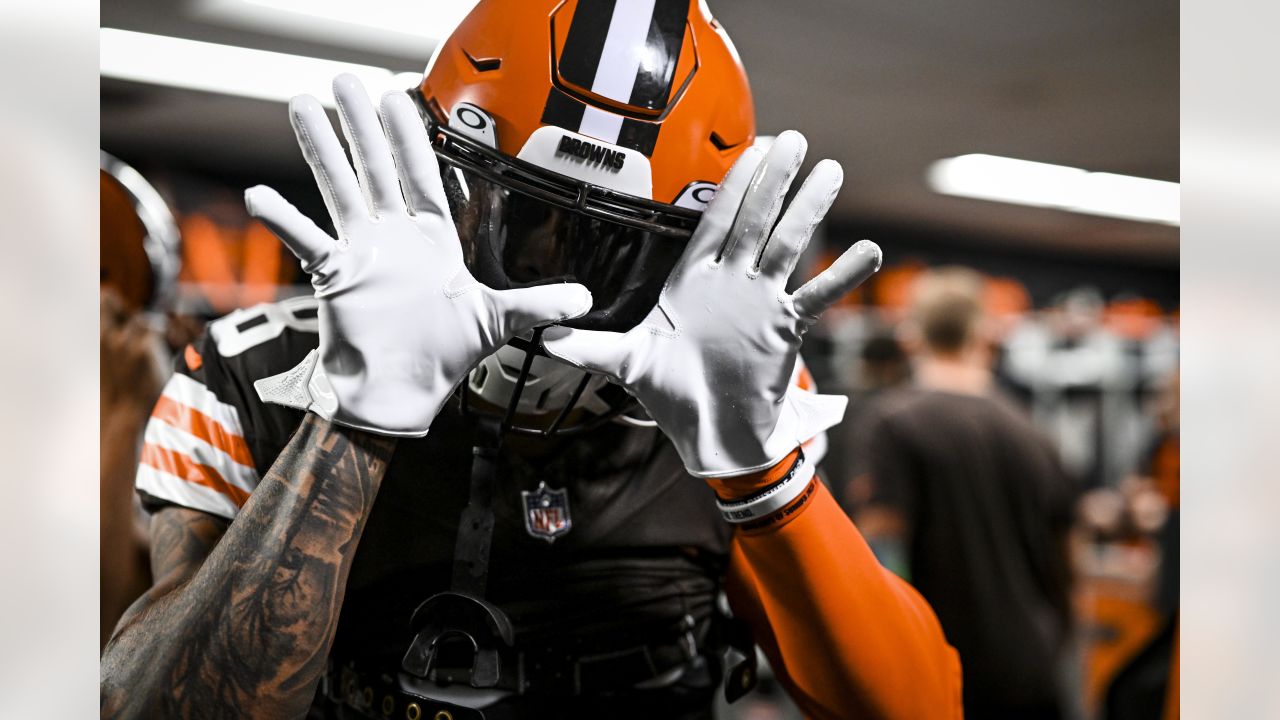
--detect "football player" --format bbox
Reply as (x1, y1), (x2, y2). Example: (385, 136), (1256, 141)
(102, 2), (961, 718)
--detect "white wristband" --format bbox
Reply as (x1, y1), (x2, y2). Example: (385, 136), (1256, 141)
(715, 453), (814, 524)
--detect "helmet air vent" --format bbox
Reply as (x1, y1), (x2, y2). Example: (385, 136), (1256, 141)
(710, 131), (740, 152)
(462, 49), (502, 73)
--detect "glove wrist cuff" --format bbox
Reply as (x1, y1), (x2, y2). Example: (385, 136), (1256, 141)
(254, 350), (432, 438)
(707, 447), (803, 503)
(705, 448), (798, 496)
(710, 449), (818, 528)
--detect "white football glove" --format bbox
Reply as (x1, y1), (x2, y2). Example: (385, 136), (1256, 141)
(543, 131), (880, 476)
(248, 75), (592, 437)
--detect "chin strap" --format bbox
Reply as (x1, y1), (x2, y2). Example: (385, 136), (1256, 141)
(401, 416), (515, 689)
(452, 416), (503, 596)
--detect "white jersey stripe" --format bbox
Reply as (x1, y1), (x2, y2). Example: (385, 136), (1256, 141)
(161, 372), (248, 437)
(136, 464), (240, 520)
(145, 417), (260, 493)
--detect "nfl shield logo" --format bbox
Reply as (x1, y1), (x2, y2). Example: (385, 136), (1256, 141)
(522, 482), (572, 543)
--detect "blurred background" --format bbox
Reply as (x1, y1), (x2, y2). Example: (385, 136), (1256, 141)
(99, 1), (1178, 718)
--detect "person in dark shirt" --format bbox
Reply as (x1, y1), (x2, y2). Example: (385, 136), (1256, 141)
(857, 267), (1076, 719)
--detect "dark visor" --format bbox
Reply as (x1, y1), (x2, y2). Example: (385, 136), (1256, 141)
(431, 124), (700, 332)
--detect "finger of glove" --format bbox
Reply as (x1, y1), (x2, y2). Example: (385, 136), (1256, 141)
(333, 74), (404, 216)
(489, 284), (594, 339)
(542, 327), (635, 381)
(290, 94), (364, 232)
(380, 91), (450, 216)
(245, 185), (334, 271)
(682, 145), (765, 264)
(792, 239), (882, 319)
(759, 158), (843, 281)
(721, 130), (807, 268)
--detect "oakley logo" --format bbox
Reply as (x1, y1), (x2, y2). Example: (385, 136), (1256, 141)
(456, 106), (489, 130)
(556, 135), (626, 171)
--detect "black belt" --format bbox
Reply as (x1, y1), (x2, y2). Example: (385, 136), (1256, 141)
(325, 612), (760, 719)
(328, 617), (708, 716)
(467, 616), (703, 695)
(327, 652), (705, 720)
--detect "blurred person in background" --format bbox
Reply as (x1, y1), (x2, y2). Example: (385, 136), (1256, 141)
(1002, 287), (1133, 490)
(845, 331), (913, 518)
(1147, 368), (1178, 619)
(857, 333), (913, 392)
(828, 331), (913, 569)
(856, 266), (1077, 719)
(99, 153), (189, 648)
(99, 288), (163, 649)
(1077, 367), (1178, 720)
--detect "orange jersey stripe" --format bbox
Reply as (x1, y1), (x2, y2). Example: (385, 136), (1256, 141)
(150, 395), (256, 469)
(795, 364), (815, 392)
(140, 442), (252, 507)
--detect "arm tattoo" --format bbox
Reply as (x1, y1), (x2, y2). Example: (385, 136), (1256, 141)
(149, 508), (230, 583)
(101, 414), (396, 719)
(104, 508), (230, 638)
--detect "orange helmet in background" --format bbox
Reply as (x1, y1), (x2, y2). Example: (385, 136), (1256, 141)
(100, 152), (181, 314)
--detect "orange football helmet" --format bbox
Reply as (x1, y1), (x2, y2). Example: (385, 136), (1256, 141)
(416, 0), (755, 332)
(412, 0), (755, 434)
(100, 152), (181, 314)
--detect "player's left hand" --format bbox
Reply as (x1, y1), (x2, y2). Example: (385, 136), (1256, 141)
(544, 131), (880, 477)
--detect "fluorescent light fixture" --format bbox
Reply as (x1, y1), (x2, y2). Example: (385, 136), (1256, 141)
(100, 28), (420, 106)
(927, 154), (1179, 225)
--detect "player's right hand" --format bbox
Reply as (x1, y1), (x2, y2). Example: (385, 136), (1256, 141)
(247, 74), (592, 437)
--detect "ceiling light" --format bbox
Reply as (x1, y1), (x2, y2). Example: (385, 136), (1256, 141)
(927, 154), (1179, 225)
(100, 28), (420, 106)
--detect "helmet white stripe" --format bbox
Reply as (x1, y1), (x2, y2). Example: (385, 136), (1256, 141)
(579, 106), (624, 145)
(589, 0), (658, 105)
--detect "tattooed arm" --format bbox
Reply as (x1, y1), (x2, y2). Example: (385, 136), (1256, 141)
(100, 414), (395, 719)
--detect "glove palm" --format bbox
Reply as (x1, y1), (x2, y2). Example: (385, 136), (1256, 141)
(544, 132), (880, 476)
